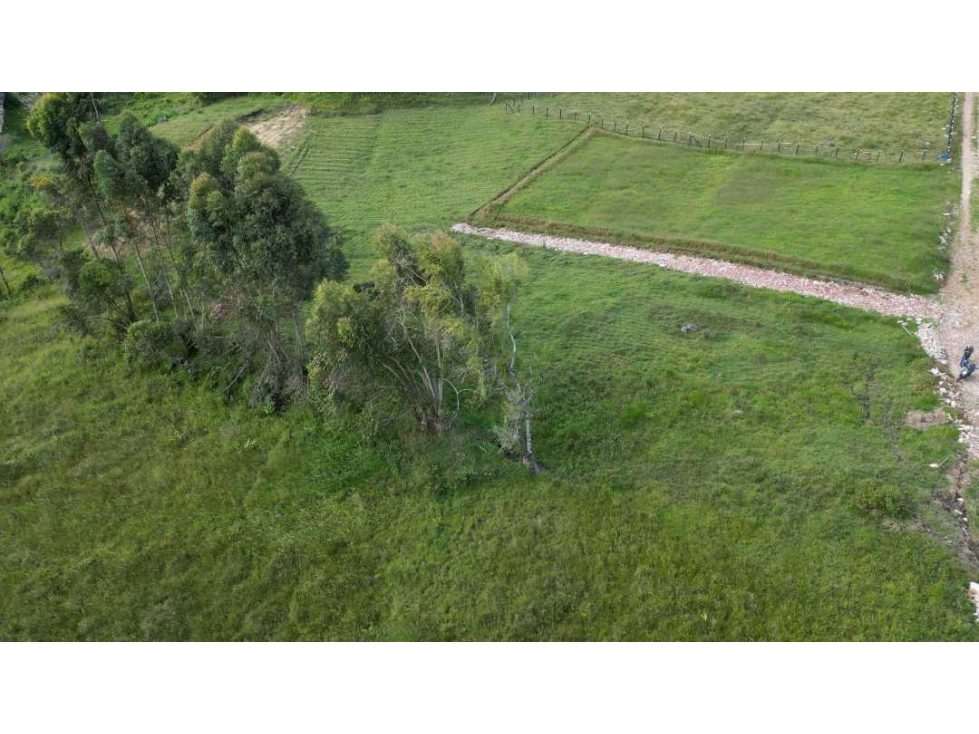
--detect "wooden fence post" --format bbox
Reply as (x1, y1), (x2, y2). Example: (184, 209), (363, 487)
(625, 124), (629, 135)
(899, 150), (904, 163)
(795, 144), (799, 155)
(707, 135), (711, 149)
(835, 147), (840, 158)
(760, 140), (764, 152)
(559, 108), (562, 119)
(673, 130), (678, 142)
(658, 127), (662, 140)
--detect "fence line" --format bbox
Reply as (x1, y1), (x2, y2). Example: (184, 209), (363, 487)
(501, 95), (953, 167)
(946, 92), (958, 158)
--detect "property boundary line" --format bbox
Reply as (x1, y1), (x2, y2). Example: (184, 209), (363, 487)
(502, 93), (957, 166)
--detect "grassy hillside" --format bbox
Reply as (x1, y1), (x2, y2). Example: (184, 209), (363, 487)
(1, 241), (975, 639)
(482, 130), (956, 293)
(2, 96), (976, 640)
(533, 93), (954, 153)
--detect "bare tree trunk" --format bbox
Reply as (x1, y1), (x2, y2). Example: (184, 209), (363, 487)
(79, 222), (101, 260)
(89, 93), (101, 122)
(131, 238), (160, 321)
(0, 264), (11, 296)
(147, 215), (178, 317)
(105, 238), (137, 324)
(161, 208), (196, 319)
(522, 410), (538, 472)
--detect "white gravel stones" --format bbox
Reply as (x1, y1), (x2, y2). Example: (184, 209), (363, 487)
(452, 224), (942, 319)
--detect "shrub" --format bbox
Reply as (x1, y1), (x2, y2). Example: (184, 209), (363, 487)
(853, 480), (915, 519)
(124, 319), (184, 369)
(18, 272), (44, 293)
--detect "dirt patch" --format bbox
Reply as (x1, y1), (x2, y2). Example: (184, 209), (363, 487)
(247, 105), (307, 150)
(904, 407), (951, 429)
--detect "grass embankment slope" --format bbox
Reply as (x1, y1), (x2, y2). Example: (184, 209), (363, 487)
(2, 97), (976, 640)
(536, 92), (953, 152)
(480, 130), (956, 293)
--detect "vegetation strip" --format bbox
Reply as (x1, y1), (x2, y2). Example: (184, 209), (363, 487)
(452, 223), (941, 319)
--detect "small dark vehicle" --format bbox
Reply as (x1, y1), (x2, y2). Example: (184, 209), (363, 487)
(958, 346), (976, 381)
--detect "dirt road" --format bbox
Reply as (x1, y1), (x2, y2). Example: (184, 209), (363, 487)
(452, 223), (941, 319)
(939, 92), (979, 428)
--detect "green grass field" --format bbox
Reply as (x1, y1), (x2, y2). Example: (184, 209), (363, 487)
(481, 130), (956, 292)
(533, 93), (954, 153)
(2, 95), (976, 640)
(1, 242), (975, 640)
(286, 104), (581, 272)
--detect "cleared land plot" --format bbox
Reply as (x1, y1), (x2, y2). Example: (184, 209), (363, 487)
(148, 94), (291, 148)
(286, 105), (581, 272)
(535, 92), (954, 153)
(483, 131), (957, 293)
(1, 241), (975, 640)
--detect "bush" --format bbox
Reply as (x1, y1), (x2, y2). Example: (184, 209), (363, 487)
(191, 93), (245, 106)
(853, 481), (915, 519)
(124, 319), (186, 369)
(18, 272), (45, 293)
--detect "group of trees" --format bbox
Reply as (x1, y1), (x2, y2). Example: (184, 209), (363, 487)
(306, 226), (539, 469)
(2, 92), (539, 470)
(16, 92), (346, 407)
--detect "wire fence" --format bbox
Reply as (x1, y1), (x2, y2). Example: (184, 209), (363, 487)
(501, 93), (958, 167)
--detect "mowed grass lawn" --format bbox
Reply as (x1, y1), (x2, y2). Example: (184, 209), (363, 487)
(286, 105), (581, 272)
(487, 131), (956, 292)
(2, 239), (977, 640)
(536, 92), (954, 153)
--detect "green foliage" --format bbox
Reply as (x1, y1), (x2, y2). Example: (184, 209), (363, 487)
(93, 113), (180, 206)
(484, 131), (956, 293)
(184, 121), (347, 405)
(853, 480), (916, 519)
(308, 226), (488, 431)
(75, 258), (136, 334)
(124, 319), (188, 369)
(191, 92), (246, 106)
(186, 123), (345, 299)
